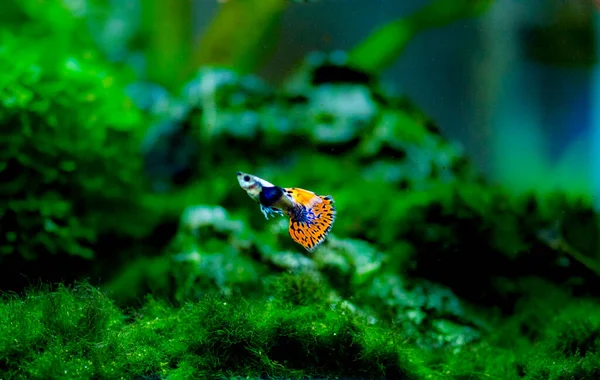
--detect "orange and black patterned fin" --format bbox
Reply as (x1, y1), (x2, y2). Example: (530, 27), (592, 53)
(287, 191), (336, 253)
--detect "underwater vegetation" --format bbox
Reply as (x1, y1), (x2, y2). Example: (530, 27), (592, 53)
(2, 0), (600, 378)
(3, 280), (600, 379)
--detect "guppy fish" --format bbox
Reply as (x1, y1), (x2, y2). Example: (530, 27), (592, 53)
(237, 172), (336, 252)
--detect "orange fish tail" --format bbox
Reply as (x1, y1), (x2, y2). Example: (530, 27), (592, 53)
(288, 194), (336, 252)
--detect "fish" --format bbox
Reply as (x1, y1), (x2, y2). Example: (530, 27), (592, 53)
(237, 171), (336, 252)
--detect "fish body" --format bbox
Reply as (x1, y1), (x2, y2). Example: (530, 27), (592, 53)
(237, 171), (336, 252)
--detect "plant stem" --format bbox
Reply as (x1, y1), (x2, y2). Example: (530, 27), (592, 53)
(142, 0), (193, 90)
(348, 0), (494, 74)
(190, 0), (288, 75)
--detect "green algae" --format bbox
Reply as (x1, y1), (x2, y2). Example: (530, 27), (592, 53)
(4, 281), (600, 379)
(0, 283), (435, 379)
(105, 201), (491, 357)
(437, 283), (600, 379)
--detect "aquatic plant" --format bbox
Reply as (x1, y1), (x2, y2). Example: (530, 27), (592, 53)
(2, 1), (600, 378)
(0, 0), (165, 267)
(4, 280), (600, 379)
(0, 282), (435, 379)
(0, 28), (150, 260)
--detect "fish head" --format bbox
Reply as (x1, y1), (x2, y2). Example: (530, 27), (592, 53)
(237, 171), (259, 190)
(237, 171), (279, 203)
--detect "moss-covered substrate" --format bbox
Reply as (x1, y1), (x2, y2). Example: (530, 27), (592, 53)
(2, 281), (600, 379)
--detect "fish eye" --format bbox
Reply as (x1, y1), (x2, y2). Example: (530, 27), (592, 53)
(243, 175), (250, 182)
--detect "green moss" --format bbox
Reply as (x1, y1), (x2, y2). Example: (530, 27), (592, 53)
(0, 282), (435, 379)
(13, 281), (600, 379)
(0, 0), (183, 264)
(435, 281), (600, 379)
(0, 23), (154, 260)
(0, 283), (123, 378)
(265, 272), (330, 307)
(521, 299), (600, 379)
(103, 196), (489, 355)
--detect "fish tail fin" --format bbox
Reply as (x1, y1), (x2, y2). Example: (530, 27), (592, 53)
(288, 194), (336, 252)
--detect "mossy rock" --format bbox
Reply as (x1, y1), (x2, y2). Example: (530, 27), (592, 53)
(106, 204), (488, 353)
(0, 282), (438, 379)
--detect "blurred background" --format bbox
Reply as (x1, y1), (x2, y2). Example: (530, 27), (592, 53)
(83, 0), (600, 199)
(234, 0), (598, 199)
(2, 0), (600, 314)
(2, 0), (599, 304)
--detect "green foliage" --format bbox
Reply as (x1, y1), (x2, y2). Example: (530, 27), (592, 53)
(5, 280), (600, 379)
(348, 0), (494, 73)
(0, 283), (123, 379)
(106, 202), (488, 355)
(2, 3), (600, 378)
(0, 282), (436, 379)
(191, 0), (287, 77)
(114, 58), (600, 365)
(438, 282), (600, 379)
(0, 6), (152, 259)
(168, 57), (479, 250)
(148, 60), (600, 318)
